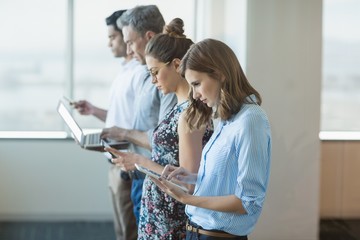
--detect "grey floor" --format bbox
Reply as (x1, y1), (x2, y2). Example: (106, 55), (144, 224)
(0, 219), (359, 240)
(0, 221), (115, 240)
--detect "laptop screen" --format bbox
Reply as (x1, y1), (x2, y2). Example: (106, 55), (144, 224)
(57, 100), (83, 144)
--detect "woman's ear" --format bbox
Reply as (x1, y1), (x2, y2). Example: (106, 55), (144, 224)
(216, 71), (226, 83)
(172, 58), (181, 71)
(221, 74), (226, 82)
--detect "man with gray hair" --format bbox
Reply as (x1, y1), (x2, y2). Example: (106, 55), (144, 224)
(101, 5), (177, 224)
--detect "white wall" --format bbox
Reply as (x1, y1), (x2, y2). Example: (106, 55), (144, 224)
(0, 139), (113, 221)
(246, 1), (322, 240)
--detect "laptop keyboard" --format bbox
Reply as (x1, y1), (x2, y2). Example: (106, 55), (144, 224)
(85, 132), (101, 146)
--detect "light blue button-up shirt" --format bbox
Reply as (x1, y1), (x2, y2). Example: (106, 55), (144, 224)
(186, 95), (272, 236)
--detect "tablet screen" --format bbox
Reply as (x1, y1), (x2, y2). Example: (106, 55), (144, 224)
(134, 164), (188, 192)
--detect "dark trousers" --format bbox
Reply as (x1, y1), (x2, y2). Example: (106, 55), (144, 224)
(130, 178), (144, 225)
(186, 231), (248, 240)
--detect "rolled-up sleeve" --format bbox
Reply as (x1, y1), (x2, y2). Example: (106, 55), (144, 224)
(234, 111), (271, 215)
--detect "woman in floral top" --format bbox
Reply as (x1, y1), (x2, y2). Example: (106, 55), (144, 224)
(139, 99), (212, 239)
(107, 18), (213, 239)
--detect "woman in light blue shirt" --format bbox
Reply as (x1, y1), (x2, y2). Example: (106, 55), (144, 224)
(154, 38), (272, 239)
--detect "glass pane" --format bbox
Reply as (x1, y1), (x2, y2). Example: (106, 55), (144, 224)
(321, 0), (360, 131)
(0, 0), (66, 131)
(0, 0), (195, 132)
(73, 0), (195, 129)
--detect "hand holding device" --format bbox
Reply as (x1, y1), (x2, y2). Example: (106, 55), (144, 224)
(101, 139), (117, 158)
(63, 96), (75, 106)
(162, 165), (197, 185)
(135, 163), (188, 192)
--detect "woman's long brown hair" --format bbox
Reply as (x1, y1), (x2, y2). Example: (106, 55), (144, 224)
(179, 38), (261, 130)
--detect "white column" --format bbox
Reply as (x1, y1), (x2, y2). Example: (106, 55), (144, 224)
(247, 1), (322, 239)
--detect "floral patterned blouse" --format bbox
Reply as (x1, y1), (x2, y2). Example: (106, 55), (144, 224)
(137, 101), (213, 240)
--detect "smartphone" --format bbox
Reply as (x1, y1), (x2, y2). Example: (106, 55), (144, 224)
(101, 139), (117, 158)
(63, 96), (75, 106)
(134, 163), (188, 192)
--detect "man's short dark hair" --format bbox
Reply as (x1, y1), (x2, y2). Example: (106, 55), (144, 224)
(106, 10), (126, 31)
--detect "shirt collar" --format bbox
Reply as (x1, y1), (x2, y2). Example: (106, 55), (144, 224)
(222, 94), (257, 125)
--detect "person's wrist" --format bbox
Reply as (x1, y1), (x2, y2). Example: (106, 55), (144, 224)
(90, 107), (97, 116)
(181, 192), (191, 204)
(137, 154), (145, 166)
(124, 129), (130, 141)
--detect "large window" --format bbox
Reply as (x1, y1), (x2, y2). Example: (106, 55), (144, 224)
(73, 0), (195, 129)
(0, 0), (67, 131)
(321, 0), (360, 131)
(0, 0), (195, 134)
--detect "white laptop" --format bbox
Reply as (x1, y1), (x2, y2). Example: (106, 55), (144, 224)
(57, 99), (129, 151)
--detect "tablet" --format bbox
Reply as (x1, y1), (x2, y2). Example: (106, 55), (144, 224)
(101, 139), (117, 158)
(134, 163), (188, 192)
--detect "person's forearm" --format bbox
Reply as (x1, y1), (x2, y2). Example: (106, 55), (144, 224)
(137, 156), (165, 175)
(183, 195), (246, 214)
(92, 108), (107, 122)
(125, 129), (151, 150)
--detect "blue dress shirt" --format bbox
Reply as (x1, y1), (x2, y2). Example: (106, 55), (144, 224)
(129, 66), (177, 158)
(186, 95), (272, 236)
